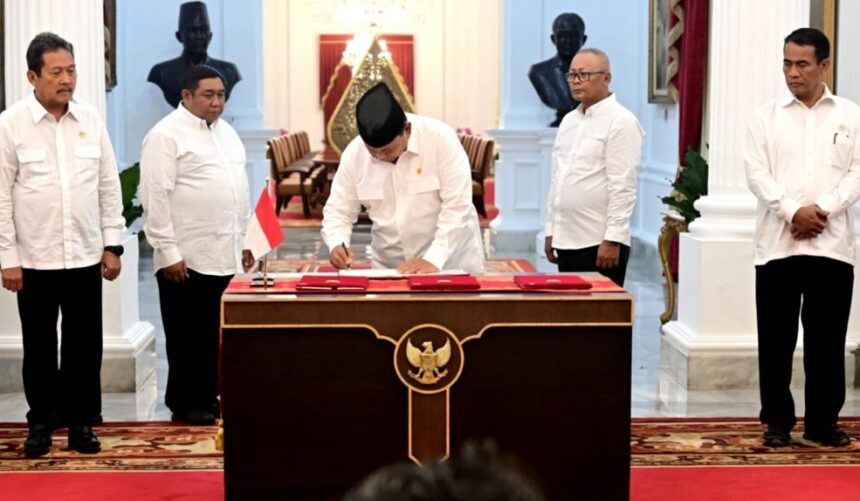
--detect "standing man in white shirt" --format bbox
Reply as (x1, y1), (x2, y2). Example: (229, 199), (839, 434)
(745, 28), (859, 448)
(544, 48), (644, 286)
(0, 32), (124, 456)
(141, 65), (253, 425)
(323, 83), (485, 274)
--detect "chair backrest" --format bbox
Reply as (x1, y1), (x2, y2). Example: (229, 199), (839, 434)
(266, 139), (279, 182)
(297, 131), (311, 157)
(478, 138), (495, 179)
(458, 134), (494, 179)
(269, 135), (291, 176)
(285, 134), (302, 164)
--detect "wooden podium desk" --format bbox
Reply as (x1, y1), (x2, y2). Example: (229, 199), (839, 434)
(221, 284), (633, 500)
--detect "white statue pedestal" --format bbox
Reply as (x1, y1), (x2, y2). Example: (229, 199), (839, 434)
(486, 128), (556, 260)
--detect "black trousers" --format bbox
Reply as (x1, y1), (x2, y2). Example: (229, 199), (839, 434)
(17, 264), (103, 427)
(555, 244), (631, 286)
(755, 256), (853, 430)
(157, 268), (232, 414)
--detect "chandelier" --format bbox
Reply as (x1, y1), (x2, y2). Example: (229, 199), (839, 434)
(309, 0), (430, 31)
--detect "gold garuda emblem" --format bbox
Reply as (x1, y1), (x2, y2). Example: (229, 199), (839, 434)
(406, 339), (451, 385)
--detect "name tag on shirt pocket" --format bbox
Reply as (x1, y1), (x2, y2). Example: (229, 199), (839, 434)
(407, 176), (440, 194)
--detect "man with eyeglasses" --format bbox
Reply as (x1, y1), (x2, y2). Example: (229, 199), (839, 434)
(323, 83), (485, 274)
(544, 48), (644, 286)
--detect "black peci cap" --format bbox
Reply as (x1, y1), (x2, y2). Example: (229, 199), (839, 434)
(356, 83), (407, 148)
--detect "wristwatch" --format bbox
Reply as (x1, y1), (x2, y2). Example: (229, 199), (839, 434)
(104, 245), (124, 257)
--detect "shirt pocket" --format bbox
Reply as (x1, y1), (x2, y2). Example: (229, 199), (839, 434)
(15, 147), (52, 185)
(827, 133), (853, 170)
(75, 144), (102, 185)
(356, 183), (384, 211)
(407, 176), (441, 218)
(576, 137), (606, 161)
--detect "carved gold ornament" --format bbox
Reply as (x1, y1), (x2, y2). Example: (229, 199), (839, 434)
(327, 37), (415, 154)
(406, 339), (451, 384)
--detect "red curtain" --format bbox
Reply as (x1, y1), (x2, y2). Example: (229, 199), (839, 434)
(669, 0), (709, 278)
(676, 0), (709, 163)
(319, 34), (414, 152)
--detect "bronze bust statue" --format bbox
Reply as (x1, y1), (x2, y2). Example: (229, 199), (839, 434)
(528, 13), (587, 127)
(147, 1), (242, 108)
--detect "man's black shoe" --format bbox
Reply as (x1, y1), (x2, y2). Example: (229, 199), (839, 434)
(68, 426), (101, 454)
(763, 424), (791, 447)
(24, 423), (53, 457)
(172, 409), (216, 425)
(803, 424), (851, 447)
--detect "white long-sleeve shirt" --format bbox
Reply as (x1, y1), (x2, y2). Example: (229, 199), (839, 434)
(745, 87), (860, 266)
(322, 113), (485, 274)
(545, 94), (644, 249)
(0, 93), (124, 270)
(140, 104), (250, 276)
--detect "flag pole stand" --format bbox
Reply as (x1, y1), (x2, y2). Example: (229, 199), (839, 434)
(262, 254), (270, 290)
(248, 176), (279, 289)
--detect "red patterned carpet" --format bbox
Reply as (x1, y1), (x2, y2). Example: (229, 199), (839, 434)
(631, 417), (860, 466)
(1, 418), (857, 471)
(0, 422), (221, 472)
(1, 419), (858, 500)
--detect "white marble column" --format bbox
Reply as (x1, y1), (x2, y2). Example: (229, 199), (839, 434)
(487, 0), (556, 254)
(837, 1), (860, 363)
(662, 0), (856, 394)
(1, 0), (155, 392)
(218, 0), (277, 204)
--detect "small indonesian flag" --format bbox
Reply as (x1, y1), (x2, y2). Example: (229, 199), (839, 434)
(244, 188), (284, 260)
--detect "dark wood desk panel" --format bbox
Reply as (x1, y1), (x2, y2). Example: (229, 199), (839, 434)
(221, 290), (633, 501)
(451, 325), (631, 500)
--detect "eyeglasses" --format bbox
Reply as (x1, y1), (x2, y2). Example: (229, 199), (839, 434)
(566, 71), (606, 82)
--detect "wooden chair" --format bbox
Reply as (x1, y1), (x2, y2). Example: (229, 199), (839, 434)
(268, 133), (324, 218)
(471, 138), (495, 217)
(459, 135), (495, 217)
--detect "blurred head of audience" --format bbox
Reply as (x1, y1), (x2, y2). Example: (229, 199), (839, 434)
(343, 440), (545, 501)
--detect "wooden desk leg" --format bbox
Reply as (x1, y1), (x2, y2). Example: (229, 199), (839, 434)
(658, 217), (684, 324)
(409, 390), (449, 464)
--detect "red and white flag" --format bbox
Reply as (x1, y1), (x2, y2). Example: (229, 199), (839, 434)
(244, 188), (284, 260)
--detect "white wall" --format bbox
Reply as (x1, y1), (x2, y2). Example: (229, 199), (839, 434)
(106, 0), (263, 168)
(837, 1), (860, 103)
(541, 0), (677, 248)
(262, 0), (501, 150)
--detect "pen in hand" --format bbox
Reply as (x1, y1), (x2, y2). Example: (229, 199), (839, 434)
(341, 242), (351, 270)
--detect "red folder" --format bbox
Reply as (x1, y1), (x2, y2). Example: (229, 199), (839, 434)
(407, 275), (481, 291)
(513, 274), (592, 290)
(295, 275), (369, 291)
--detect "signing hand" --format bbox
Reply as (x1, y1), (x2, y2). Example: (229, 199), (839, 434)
(330, 244), (355, 270)
(397, 258), (439, 274)
(102, 251), (122, 281)
(596, 240), (621, 269)
(163, 260), (190, 283)
(544, 236), (558, 264)
(1, 267), (23, 292)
